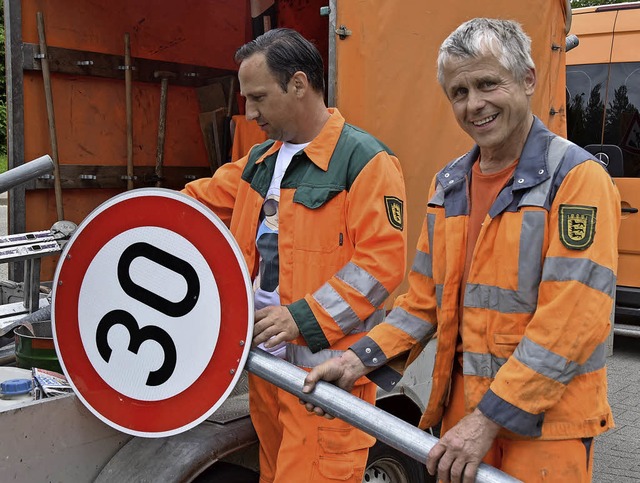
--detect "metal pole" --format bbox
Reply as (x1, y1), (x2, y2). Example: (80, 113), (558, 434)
(565, 34), (579, 53)
(0, 155), (54, 194)
(246, 349), (521, 483)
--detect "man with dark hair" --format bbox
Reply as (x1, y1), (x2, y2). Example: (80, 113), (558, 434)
(183, 28), (407, 482)
(303, 18), (619, 482)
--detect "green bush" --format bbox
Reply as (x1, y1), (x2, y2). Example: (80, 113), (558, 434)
(1, 3), (6, 157)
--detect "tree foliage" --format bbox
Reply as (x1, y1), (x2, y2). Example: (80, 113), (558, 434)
(571, 0), (632, 8)
(1, 2), (6, 155)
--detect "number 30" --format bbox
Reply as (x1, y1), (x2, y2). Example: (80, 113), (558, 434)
(95, 242), (200, 386)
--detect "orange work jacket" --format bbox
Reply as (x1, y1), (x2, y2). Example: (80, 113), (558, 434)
(184, 108), (407, 370)
(353, 117), (620, 439)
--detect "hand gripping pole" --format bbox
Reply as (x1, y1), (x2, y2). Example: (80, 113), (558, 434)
(246, 349), (522, 483)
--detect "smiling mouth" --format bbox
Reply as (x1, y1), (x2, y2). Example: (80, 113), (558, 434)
(472, 114), (498, 127)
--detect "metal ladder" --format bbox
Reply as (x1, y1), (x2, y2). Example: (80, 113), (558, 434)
(0, 155), (77, 335)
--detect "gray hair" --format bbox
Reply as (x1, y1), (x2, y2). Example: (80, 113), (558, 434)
(437, 18), (535, 87)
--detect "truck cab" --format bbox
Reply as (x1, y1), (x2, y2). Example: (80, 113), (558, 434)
(566, 2), (640, 334)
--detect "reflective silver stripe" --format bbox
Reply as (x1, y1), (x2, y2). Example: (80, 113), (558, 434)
(514, 337), (577, 384)
(426, 211), (439, 306)
(517, 211), (545, 307)
(335, 262), (389, 308)
(286, 344), (344, 368)
(514, 337), (606, 384)
(429, 184), (445, 206)
(519, 136), (570, 208)
(463, 352), (508, 378)
(464, 341), (606, 380)
(427, 213), (436, 254)
(542, 257), (616, 299)
(386, 307), (436, 341)
(348, 309), (386, 334)
(435, 284), (443, 308)
(464, 211), (545, 314)
(313, 283), (360, 333)
(577, 343), (606, 375)
(411, 250), (432, 278)
(465, 284), (536, 314)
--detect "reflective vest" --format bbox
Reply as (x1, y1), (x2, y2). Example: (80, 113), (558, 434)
(184, 109), (407, 371)
(354, 117), (620, 439)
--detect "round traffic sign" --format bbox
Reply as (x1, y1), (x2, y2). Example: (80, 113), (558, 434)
(52, 188), (253, 437)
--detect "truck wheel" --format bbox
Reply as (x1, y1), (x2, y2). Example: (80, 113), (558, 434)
(193, 462), (259, 483)
(363, 441), (435, 483)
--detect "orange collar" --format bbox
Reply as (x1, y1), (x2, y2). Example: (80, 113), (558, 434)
(255, 108), (345, 172)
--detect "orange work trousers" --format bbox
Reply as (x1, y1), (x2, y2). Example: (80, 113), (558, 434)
(248, 372), (376, 483)
(441, 370), (595, 482)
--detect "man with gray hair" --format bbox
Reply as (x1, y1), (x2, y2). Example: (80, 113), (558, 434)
(303, 18), (619, 482)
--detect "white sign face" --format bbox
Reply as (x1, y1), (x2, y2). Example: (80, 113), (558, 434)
(52, 189), (253, 438)
(78, 227), (220, 401)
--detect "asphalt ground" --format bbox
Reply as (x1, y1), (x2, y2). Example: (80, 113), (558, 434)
(594, 332), (640, 482)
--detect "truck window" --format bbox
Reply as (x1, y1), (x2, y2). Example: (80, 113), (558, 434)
(567, 62), (640, 177)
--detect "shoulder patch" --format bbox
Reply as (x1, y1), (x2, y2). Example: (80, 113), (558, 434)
(384, 196), (404, 231)
(559, 204), (597, 250)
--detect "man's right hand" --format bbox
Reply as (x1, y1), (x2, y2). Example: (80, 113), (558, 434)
(301, 349), (370, 417)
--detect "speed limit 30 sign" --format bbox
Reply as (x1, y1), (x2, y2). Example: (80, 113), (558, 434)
(52, 188), (253, 437)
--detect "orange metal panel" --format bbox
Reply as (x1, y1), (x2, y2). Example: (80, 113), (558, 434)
(21, 0), (246, 69)
(612, 178), (640, 287)
(611, 8), (640, 63)
(567, 10), (615, 65)
(19, 0), (248, 279)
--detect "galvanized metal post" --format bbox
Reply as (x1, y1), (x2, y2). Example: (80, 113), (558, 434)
(0, 155), (54, 194)
(247, 349), (522, 483)
(325, 0), (338, 107)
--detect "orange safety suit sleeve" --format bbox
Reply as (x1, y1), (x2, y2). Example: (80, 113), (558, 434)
(288, 150), (408, 352)
(181, 154), (248, 228)
(350, 178), (439, 387)
(477, 160), (620, 436)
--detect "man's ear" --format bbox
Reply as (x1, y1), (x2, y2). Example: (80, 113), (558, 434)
(291, 71), (308, 97)
(524, 67), (536, 96)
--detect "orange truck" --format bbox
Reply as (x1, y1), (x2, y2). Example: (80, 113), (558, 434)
(0, 0), (570, 481)
(566, 1), (640, 337)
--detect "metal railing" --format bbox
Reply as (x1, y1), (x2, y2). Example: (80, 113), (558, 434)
(0, 155), (54, 194)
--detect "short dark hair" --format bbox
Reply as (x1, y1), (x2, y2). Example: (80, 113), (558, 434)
(235, 28), (325, 93)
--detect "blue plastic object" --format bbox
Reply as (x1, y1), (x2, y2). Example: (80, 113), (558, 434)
(0, 378), (33, 396)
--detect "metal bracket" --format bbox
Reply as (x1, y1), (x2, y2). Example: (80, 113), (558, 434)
(0, 222), (77, 325)
(335, 25), (352, 40)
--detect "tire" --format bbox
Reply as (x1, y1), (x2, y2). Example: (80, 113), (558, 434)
(363, 440), (436, 483)
(192, 462), (259, 483)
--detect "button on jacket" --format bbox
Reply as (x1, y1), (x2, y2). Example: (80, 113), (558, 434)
(184, 108), (407, 372)
(353, 117), (620, 439)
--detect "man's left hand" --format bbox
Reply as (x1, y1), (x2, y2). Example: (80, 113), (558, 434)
(426, 408), (500, 483)
(253, 306), (300, 348)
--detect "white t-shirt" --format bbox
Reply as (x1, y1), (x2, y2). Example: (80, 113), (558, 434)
(254, 141), (309, 357)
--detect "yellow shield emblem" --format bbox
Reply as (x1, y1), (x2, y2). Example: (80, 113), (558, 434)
(559, 204), (596, 250)
(384, 196), (404, 231)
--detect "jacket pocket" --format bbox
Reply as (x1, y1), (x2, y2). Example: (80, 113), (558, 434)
(293, 187), (345, 253)
(315, 426), (371, 481)
(492, 333), (522, 359)
(494, 333), (522, 346)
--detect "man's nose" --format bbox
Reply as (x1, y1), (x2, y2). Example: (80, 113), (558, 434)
(467, 89), (486, 111)
(245, 101), (259, 121)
